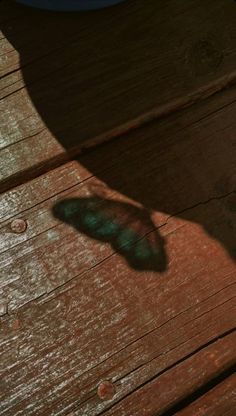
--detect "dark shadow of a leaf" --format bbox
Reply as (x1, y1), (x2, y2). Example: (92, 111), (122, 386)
(52, 197), (168, 272)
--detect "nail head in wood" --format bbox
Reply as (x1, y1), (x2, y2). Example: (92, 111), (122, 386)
(10, 218), (27, 233)
(97, 381), (115, 401)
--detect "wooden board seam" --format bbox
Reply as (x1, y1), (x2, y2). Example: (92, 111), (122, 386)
(67, 329), (236, 415)
(159, 366), (236, 416)
(1, 73), (236, 194)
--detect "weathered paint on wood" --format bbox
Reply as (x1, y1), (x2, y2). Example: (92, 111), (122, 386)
(1, 0), (236, 190)
(175, 373), (236, 416)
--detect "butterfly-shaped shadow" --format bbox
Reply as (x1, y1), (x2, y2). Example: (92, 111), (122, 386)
(53, 196), (168, 272)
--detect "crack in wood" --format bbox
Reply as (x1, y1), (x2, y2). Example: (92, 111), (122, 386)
(159, 364), (236, 416)
(0, 189), (235, 318)
(69, 329), (236, 415)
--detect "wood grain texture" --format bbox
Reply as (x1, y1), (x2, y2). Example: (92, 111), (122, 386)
(1, 0), (236, 190)
(1, 2), (236, 414)
(0, 235), (235, 415)
(101, 333), (236, 416)
(0, 87), (236, 415)
(174, 373), (236, 416)
(1, 85), (236, 312)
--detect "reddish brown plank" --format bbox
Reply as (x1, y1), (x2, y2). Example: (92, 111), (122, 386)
(0, 288), (235, 416)
(1, 85), (236, 311)
(0, 78), (236, 194)
(1, 0), (236, 190)
(0, 161), (91, 222)
(1, 110), (236, 413)
(1, 189), (236, 309)
(1, 91), (236, 412)
(100, 333), (236, 416)
(174, 373), (236, 416)
(0, 226), (235, 416)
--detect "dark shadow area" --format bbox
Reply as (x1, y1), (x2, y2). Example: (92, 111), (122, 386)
(1, 1), (236, 270)
(53, 196), (167, 271)
(1, 0), (176, 145)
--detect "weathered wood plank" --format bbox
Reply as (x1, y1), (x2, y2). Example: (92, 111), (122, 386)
(0, 78), (236, 194)
(0, 224), (235, 415)
(1, 88), (236, 413)
(0, 288), (235, 416)
(0, 161), (91, 222)
(1, 0), (236, 190)
(1, 85), (236, 311)
(1, 189), (236, 309)
(100, 333), (236, 416)
(174, 373), (236, 416)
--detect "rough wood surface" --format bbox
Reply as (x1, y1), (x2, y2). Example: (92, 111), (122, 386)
(0, 86), (236, 415)
(0, 289), (235, 416)
(101, 333), (236, 416)
(174, 373), (236, 416)
(0, 220), (235, 415)
(1, 1), (236, 414)
(1, 86), (236, 312)
(1, 0), (236, 191)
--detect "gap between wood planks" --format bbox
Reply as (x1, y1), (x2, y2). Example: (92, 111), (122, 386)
(1, 280), (235, 415)
(1, 74), (236, 151)
(57, 329), (236, 416)
(95, 329), (236, 416)
(171, 372), (236, 416)
(1, 83), (236, 220)
(1, 78), (236, 156)
(44, 287), (236, 380)
(1, 76), (236, 195)
(31, 334), (233, 416)
(1, 80), (236, 313)
(1, 0), (236, 193)
(160, 367), (236, 416)
(1, 3), (236, 413)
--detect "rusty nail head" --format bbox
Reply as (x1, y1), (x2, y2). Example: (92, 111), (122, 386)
(10, 219), (27, 233)
(97, 380), (115, 401)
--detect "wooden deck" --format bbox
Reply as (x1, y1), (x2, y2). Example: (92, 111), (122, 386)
(0, 0), (236, 415)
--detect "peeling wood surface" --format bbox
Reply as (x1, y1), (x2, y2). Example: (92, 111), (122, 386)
(1, 0), (236, 415)
(1, 0), (236, 190)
